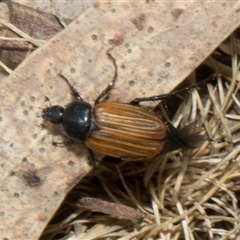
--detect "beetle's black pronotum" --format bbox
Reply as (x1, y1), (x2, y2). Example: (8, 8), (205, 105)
(42, 53), (217, 161)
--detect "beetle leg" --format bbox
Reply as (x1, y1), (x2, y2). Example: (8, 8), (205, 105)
(59, 74), (83, 101)
(94, 52), (118, 104)
(164, 121), (194, 149)
(130, 73), (219, 105)
(87, 148), (98, 168)
(121, 156), (147, 161)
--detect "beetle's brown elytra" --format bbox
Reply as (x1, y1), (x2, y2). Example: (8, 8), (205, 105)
(42, 52), (217, 161)
(86, 102), (166, 160)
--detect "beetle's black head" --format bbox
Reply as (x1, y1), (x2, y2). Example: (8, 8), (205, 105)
(42, 100), (97, 142)
(42, 105), (64, 124)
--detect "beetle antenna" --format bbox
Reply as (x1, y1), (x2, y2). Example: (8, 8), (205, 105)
(44, 96), (52, 106)
(59, 73), (83, 101)
(131, 73), (219, 105)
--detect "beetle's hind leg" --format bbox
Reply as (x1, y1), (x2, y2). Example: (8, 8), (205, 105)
(87, 148), (99, 168)
(131, 73), (218, 105)
(94, 52), (118, 105)
(59, 74), (83, 101)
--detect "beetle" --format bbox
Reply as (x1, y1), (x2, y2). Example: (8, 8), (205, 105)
(42, 52), (217, 161)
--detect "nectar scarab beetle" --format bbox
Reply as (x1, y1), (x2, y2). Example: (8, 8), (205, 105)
(42, 52), (217, 161)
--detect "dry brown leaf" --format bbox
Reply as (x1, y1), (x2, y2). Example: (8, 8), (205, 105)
(76, 196), (146, 224)
(1, 1), (240, 239)
(0, 1), (72, 66)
